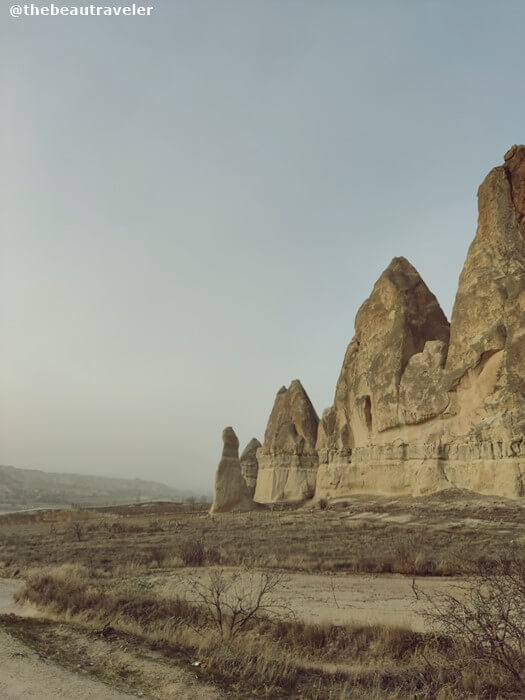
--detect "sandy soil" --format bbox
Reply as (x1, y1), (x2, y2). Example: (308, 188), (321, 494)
(282, 572), (464, 631)
(158, 569), (466, 632)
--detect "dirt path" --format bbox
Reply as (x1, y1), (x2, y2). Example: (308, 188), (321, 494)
(0, 579), (220, 700)
(0, 577), (135, 699)
(0, 627), (137, 700)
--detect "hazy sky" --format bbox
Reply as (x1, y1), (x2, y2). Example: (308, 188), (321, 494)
(1, 1), (524, 492)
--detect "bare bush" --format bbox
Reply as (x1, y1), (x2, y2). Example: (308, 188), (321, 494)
(180, 539), (205, 566)
(71, 521), (83, 542)
(184, 567), (292, 640)
(416, 549), (525, 689)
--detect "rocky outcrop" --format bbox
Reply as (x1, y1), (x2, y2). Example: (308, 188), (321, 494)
(321, 256), (450, 448)
(445, 145), (525, 441)
(254, 380), (319, 503)
(316, 147), (525, 499)
(213, 148), (524, 504)
(240, 438), (261, 498)
(210, 427), (254, 514)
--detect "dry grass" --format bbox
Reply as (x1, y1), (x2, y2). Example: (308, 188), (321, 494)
(2, 491), (524, 579)
(12, 563), (525, 698)
(3, 494), (525, 696)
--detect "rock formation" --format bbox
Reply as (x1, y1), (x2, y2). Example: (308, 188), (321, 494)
(254, 380), (319, 502)
(210, 427), (254, 514)
(214, 147), (524, 504)
(316, 146), (525, 499)
(240, 438), (261, 498)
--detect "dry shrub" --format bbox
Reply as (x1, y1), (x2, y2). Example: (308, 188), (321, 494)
(179, 539), (205, 566)
(16, 564), (202, 628)
(14, 564), (525, 698)
(416, 548), (525, 692)
(184, 568), (291, 640)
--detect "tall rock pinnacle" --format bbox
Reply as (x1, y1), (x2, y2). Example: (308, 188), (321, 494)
(254, 380), (319, 503)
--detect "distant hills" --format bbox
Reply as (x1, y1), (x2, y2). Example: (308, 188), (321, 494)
(0, 463), (192, 511)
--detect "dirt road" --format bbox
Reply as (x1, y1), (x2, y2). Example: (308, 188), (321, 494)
(0, 578), (136, 699)
(0, 578), (223, 700)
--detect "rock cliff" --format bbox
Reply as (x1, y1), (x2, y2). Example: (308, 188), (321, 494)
(210, 427), (254, 514)
(316, 147), (525, 499)
(254, 380), (319, 503)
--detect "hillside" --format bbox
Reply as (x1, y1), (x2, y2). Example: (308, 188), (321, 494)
(0, 464), (189, 511)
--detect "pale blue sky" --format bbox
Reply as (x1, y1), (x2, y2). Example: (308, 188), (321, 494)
(1, 1), (524, 491)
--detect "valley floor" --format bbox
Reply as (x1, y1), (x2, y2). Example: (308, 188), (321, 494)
(1, 491), (525, 697)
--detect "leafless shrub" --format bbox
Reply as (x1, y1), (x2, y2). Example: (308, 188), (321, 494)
(415, 548), (525, 690)
(184, 567), (292, 640)
(180, 539), (205, 566)
(71, 521), (83, 542)
(205, 545), (222, 565)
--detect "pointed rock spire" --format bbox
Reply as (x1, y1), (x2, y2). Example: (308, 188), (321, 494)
(254, 381), (319, 503)
(446, 145), (525, 380)
(210, 427), (253, 514)
(262, 380), (319, 455)
(335, 256), (449, 441)
(240, 437), (261, 498)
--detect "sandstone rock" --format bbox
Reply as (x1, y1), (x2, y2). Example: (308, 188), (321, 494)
(315, 147), (525, 501)
(328, 256), (450, 447)
(240, 438), (261, 498)
(214, 149), (524, 504)
(445, 145), (525, 441)
(254, 380), (319, 503)
(210, 427), (254, 514)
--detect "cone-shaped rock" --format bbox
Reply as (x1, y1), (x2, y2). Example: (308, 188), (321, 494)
(210, 427), (254, 514)
(254, 380), (319, 503)
(240, 438), (261, 498)
(322, 256), (449, 449)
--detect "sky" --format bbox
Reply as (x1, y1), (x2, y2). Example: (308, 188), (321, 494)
(1, 0), (524, 493)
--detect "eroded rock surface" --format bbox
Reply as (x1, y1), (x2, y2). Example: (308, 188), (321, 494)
(210, 427), (253, 514)
(215, 149), (524, 504)
(254, 380), (319, 503)
(316, 147), (525, 499)
(240, 438), (261, 498)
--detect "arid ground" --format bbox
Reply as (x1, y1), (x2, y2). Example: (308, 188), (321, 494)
(1, 490), (525, 698)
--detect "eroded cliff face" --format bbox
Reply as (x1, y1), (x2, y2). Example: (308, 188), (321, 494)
(316, 147), (525, 499)
(254, 380), (319, 503)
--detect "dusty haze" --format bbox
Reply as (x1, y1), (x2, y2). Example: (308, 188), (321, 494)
(1, 1), (525, 492)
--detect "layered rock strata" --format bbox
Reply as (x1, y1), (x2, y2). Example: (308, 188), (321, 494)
(254, 380), (319, 502)
(316, 147), (525, 499)
(210, 427), (254, 514)
(240, 438), (261, 498)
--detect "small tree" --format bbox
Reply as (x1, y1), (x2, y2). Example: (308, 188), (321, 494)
(185, 567), (292, 640)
